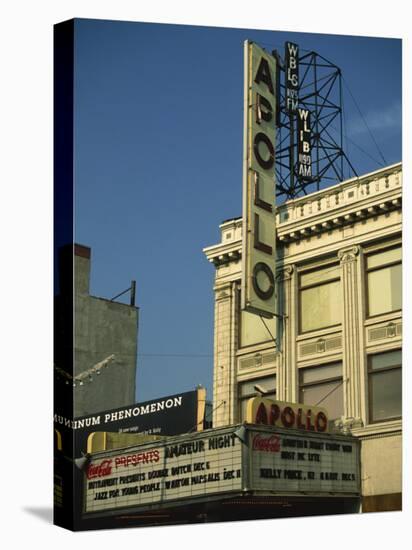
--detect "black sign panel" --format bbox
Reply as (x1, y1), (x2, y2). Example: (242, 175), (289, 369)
(54, 390), (203, 529)
(297, 108), (312, 181)
(54, 390), (200, 458)
(285, 42), (299, 113)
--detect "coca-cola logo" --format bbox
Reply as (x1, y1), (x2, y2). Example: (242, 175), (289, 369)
(86, 459), (113, 479)
(253, 434), (280, 452)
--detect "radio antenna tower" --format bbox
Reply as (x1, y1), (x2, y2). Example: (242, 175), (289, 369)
(274, 46), (358, 201)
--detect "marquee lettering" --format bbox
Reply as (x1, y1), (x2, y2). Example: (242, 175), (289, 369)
(242, 42), (277, 317)
(254, 57), (275, 95)
(252, 262), (275, 300)
(253, 132), (275, 170)
(250, 397), (329, 433)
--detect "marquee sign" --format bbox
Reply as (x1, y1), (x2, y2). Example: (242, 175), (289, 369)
(245, 397), (329, 433)
(249, 428), (359, 495)
(241, 41), (277, 319)
(83, 425), (360, 515)
(85, 431), (242, 513)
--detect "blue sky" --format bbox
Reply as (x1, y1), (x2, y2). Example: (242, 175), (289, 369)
(73, 19), (401, 403)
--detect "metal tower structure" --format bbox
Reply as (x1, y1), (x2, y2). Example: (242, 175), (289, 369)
(275, 46), (358, 201)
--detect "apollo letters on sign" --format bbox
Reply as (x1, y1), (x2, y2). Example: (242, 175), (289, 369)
(241, 41), (277, 319)
(245, 397), (329, 433)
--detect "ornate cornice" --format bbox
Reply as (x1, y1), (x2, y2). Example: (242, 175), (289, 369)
(203, 241), (242, 267)
(203, 164), (402, 263)
(276, 163), (402, 244)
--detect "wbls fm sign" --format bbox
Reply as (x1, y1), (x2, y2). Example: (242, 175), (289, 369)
(241, 41), (277, 319)
(285, 42), (299, 113)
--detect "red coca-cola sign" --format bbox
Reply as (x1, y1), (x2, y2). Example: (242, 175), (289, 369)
(253, 434), (280, 452)
(86, 459), (113, 479)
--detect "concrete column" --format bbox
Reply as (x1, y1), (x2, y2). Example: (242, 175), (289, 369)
(277, 266), (296, 402)
(338, 245), (364, 429)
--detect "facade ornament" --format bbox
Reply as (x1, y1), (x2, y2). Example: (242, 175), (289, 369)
(338, 245), (360, 264)
(216, 289), (230, 300)
(335, 416), (364, 435)
(394, 171), (400, 186)
(276, 265), (294, 281)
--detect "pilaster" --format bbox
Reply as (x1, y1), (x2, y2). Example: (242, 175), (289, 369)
(213, 281), (237, 427)
(277, 265), (296, 402)
(338, 245), (364, 428)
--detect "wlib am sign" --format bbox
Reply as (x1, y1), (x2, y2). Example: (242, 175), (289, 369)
(297, 108), (312, 180)
(241, 41), (277, 319)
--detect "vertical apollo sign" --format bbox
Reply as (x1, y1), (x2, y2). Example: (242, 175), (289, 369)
(241, 42), (277, 319)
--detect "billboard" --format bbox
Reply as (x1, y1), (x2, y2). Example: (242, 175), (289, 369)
(54, 388), (206, 458)
(241, 41), (277, 319)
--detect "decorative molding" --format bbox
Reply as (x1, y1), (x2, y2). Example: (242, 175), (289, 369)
(338, 245), (360, 263)
(237, 350), (277, 371)
(299, 336), (342, 357)
(350, 419), (402, 439)
(334, 416), (364, 435)
(368, 321), (402, 343)
(276, 265), (294, 281)
(275, 163), (402, 244)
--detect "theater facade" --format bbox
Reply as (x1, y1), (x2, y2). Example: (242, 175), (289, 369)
(77, 163), (401, 528)
(203, 162), (402, 513)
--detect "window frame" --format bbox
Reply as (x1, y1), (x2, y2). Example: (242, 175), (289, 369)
(238, 374), (276, 421)
(365, 245), (402, 319)
(298, 263), (342, 334)
(237, 288), (277, 349)
(298, 362), (343, 420)
(367, 349), (402, 424)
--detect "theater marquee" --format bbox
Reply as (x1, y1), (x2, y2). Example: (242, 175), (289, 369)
(249, 427), (359, 495)
(83, 425), (360, 516)
(85, 431), (242, 513)
(241, 41), (277, 319)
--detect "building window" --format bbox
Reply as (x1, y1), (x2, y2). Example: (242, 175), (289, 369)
(239, 309), (276, 348)
(299, 264), (341, 333)
(368, 349), (402, 423)
(366, 246), (401, 317)
(238, 375), (276, 422)
(299, 362), (343, 420)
